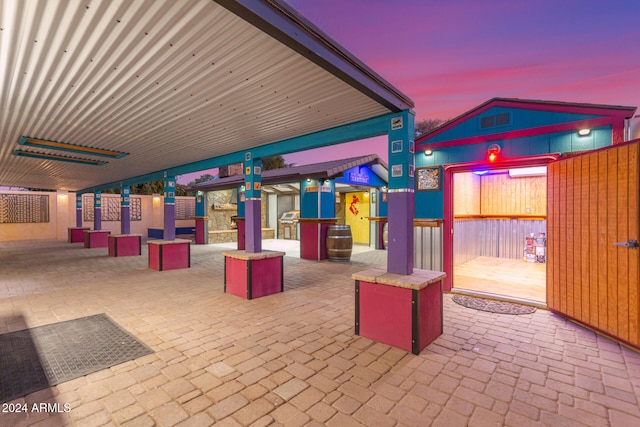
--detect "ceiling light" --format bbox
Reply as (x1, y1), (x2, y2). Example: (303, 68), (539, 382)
(508, 166), (547, 177)
(13, 150), (108, 165)
(19, 136), (128, 158)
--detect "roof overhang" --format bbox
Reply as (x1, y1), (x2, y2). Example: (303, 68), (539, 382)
(191, 154), (388, 192)
(417, 97), (637, 149)
(0, 0), (412, 192)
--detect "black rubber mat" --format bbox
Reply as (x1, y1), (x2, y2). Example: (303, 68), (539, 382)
(0, 313), (152, 403)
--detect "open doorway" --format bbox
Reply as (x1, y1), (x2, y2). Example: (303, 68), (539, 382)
(452, 166), (547, 304)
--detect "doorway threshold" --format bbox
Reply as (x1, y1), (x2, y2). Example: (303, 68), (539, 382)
(450, 288), (547, 310)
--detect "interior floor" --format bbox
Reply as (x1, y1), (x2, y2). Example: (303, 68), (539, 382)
(453, 256), (546, 304)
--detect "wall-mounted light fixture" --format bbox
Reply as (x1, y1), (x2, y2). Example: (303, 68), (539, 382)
(578, 129), (591, 136)
(424, 149), (433, 156)
(152, 194), (161, 201)
(487, 144), (501, 162)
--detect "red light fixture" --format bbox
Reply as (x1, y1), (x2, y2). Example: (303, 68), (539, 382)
(488, 144), (501, 162)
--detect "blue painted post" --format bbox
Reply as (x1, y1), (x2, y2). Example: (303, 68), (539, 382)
(319, 179), (335, 219)
(236, 185), (246, 217)
(93, 191), (102, 230)
(244, 154), (262, 253)
(195, 191), (205, 217)
(194, 191), (208, 245)
(121, 185), (130, 234)
(76, 193), (83, 227)
(387, 110), (415, 275)
(236, 184), (246, 250)
(164, 175), (176, 241)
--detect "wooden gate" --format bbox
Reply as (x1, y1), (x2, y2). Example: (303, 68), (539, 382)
(547, 140), (639, 349)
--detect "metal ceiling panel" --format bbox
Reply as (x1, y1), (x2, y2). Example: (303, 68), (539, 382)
(0, 0), (411, 191)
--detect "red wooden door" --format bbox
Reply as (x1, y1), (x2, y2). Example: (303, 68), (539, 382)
(547, 140), (640, 349)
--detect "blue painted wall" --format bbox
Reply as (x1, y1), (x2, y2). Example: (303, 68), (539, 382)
(415, 107), (615, 219)
(428, 106), (603, 143)
(320, 180), (335, 218)
(379, 191), (388, 216)
(301, 179), (335, 218)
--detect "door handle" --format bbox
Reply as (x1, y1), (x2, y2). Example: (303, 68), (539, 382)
(614, 240), (639, 249)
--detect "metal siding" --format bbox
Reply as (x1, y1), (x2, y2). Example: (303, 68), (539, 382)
(414, 225), (443, 271)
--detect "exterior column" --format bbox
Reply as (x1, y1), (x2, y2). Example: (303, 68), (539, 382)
(244, 153), (262, 253)
(164, 175), (176, 241)
(76, 193), (83, 227)
(121, 185), (131, 234)
(236, 185), (246, 250)
(94, 191), (102, 231)
(194, 191), (208, 244)
(387, 110), (416, 275)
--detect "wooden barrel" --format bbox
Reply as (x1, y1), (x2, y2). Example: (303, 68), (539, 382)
(327, 225), (352, 261)
(383, 222), (388, 250)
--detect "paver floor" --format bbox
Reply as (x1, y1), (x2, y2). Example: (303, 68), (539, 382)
(1, 239), (639, 426)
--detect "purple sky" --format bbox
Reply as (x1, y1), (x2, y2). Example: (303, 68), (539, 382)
(180, 0), (640, 183)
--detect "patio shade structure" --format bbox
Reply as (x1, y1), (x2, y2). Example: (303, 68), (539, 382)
(0, 0), (413, 192)
(0, 0), (417, 274)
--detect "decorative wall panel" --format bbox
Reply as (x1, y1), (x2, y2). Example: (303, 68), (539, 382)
(175, 198), (195, 220)
(83, 195), (142, 221)
(0, 194), (49, 223)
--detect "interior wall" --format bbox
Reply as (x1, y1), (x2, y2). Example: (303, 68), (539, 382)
(453, 172), (480, 215)
(481, 173), (547, 216)
(453, 171), (547, 265)
(453, 172), (547, 216)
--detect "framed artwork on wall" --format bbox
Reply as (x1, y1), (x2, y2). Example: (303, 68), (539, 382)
(416, 166), (441, 191)
(391, 140), (403, 153)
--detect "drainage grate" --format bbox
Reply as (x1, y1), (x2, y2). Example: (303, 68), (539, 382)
(0, 313), (153, 403)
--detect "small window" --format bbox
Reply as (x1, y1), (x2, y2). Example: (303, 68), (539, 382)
(495, 112), (510, 126)
(480, 116), (495, 129)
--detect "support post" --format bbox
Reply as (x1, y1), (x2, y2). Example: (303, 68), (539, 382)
(387, 110), (416, 275)
(164, 175), (176, 241)
(94, 191), (102, 231)
(76, 193), (83, 227)
(244, 154), (262, 253)
(121, 185), (130, 234)
(194, 191), (208, 244)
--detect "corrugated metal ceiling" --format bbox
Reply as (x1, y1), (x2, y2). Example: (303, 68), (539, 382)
(0, 0), (411, 191)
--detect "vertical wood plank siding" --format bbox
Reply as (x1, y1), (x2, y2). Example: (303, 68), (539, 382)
(548, 142), (640, 348)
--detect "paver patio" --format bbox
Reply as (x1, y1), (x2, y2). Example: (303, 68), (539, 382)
(1, 240), (639, 426)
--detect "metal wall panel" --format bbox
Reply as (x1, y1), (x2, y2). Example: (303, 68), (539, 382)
(453, 219), (546, 266)
(414, 225), (443, 271)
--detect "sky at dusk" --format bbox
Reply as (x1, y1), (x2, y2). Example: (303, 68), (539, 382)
(181, 0), (640, 182)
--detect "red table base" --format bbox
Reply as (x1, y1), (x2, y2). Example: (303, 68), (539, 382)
(353, 268), (445, 355)
(148, 239), (191, 271)
(84, 230), (110, 248)
(68, 227), (90, 243)
(223, 250), (285, 299)
(108, 234), (142, 257)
